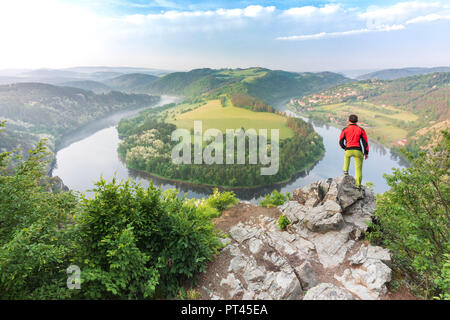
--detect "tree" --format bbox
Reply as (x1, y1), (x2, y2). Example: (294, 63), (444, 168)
(368, 130), (449, 299)
(0, 122), (78, 299)
(0, 122), (227, 299)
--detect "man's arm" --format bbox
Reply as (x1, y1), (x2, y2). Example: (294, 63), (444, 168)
(339, 128), (346, 150)
(360, 128), (369, 157)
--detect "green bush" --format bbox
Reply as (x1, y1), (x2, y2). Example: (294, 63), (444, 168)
(277, 214), (290, 230)
(259, 190), (290, 208)
(0, 138), (79, 299)
(73, 179), (223, 298)
(367, 130), (449, 299)
(0, 122), (224, 299)
(434, 254), (450, 300)
(205, 188), (239, 213)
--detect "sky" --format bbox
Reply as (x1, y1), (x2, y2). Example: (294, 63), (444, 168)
(0, 0), (449, 72)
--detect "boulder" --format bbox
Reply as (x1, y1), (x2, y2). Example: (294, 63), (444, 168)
(292, 178), (334, 207)
(304, 283), (356, 300)
(322, 180), (339, 203)
(220, 273), (244, 298)
(310, 225), (355, 268)
(278, 201), (306, 224)
(295, 261), (318, 290)
(335, 259), (392, 300)
(349, 244), (392, 267)
(336, 175), (364, 210)
(303, 202), (344, 233)
(367, 245), (392, 266)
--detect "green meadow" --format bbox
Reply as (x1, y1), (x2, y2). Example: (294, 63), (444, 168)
(167, 99), (295, 139)
(305, 101), (419, 143)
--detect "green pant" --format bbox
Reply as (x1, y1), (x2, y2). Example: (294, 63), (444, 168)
(343, 150), (364, 186)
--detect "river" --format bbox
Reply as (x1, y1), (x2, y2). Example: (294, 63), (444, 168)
(52, 97), (408, 202)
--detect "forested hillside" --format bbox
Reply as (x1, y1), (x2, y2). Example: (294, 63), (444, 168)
(58, 80), (112, 94)
(104, 73), (159, 93)
(290, 72), (450, 155)
(0, 83), (160, 160)
(144, 68), (349, 105)
(357, 66), (450, 80)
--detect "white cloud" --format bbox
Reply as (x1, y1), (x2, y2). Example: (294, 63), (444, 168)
(118, 5), (277, 34)
(243, 5), (275, 18)
(124, 5), (275, 23)
(277, 1), (450, 41)
(359, 1), (443, 27)
(284, 6), (317, 16)
(283, 4), (342, 17)
(276, 24), (405, 41)
(406, 13), (450, 24)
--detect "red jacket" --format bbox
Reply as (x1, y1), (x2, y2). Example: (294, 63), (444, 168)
(339, 124), (369, 155)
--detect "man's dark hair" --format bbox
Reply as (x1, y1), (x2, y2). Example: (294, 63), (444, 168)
(349, 114), (358, 123)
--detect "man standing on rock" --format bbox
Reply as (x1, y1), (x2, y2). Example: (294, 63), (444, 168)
(339, 114), (369, 189)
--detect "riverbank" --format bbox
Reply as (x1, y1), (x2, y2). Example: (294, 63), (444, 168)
(50, 95), (180, 175)
(121, 150), (325, 191)
(48, 99), (160, 173)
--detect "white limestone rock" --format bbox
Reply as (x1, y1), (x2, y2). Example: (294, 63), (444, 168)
(304, 283), (356, 300)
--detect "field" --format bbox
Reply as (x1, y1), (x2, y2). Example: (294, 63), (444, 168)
(304, 101), (419, 144)
(217, 68), (268, 83)
(167, 99), (294, 139)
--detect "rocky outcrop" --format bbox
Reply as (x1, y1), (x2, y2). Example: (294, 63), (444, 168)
(303, 283), (355, 300)
(50, 176), (70, 193)
(197, 175), (392, 300)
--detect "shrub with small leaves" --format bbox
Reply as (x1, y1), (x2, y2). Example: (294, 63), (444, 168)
(205, 188), (239, 213)
(367, 130), (449, 299)
(73, 179), (223, 299)
(277, 214), (291, 230)
(0, 133), (79, 299)
(259, 190), (290, 208)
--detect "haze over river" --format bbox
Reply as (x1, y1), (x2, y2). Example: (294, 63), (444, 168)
(52, 97), (408, 202)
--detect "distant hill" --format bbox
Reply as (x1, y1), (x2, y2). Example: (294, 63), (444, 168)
(357, 67), (450, 80)
(0, 76), (28, 85)
(104, 73), (159, 93)
(0, 82), (160, 161)
(20, 69), (81, 79)
(58, 80), (112, 93)
(147, 68), (222, 96)
(63, 66), (173, 76)
(295, 72), (450, 122)
(290, 72), (450, 155)
(0, 66), (172, 86)
(146, 67), (350, 105)
(18, 69), (124, 83)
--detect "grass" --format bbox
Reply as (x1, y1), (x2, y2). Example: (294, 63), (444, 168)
(320, 102), (418, 122)
(305, 102), (419, 144)
(167, 99), (294, 139)
(217, 68), (268, 83)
